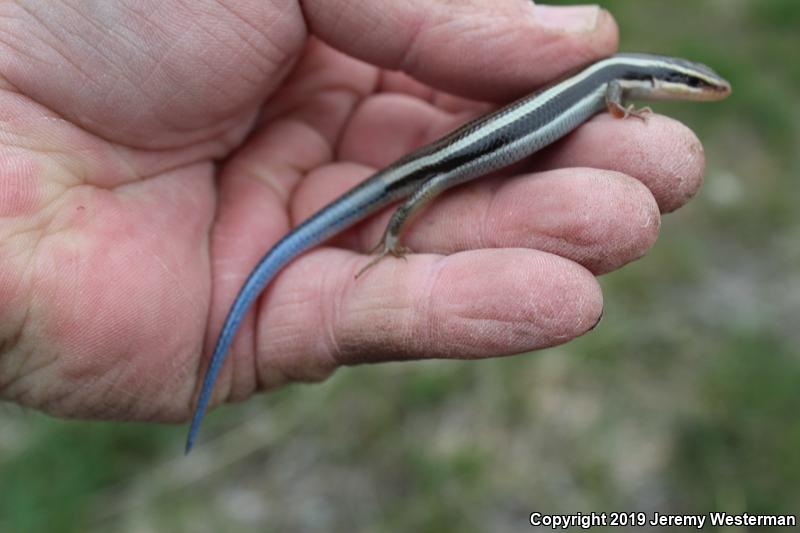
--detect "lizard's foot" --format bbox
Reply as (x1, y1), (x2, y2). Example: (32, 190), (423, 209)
(355, 236), (412, 279)
(607, 101), (652, 121)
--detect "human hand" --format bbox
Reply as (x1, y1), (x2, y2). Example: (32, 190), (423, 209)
(0, 1), (706, 422)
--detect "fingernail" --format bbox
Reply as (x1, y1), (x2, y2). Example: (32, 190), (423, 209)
(535, 4), (601, 33)
(588, 306), (604, 332)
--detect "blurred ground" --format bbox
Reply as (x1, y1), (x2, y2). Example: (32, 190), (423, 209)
(1, 1), (798, 532)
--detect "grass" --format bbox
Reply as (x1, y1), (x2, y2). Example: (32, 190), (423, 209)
(2, 1), (798, 531)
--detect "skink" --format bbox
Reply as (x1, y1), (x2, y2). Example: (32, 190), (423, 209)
(185, 53), (731, 452)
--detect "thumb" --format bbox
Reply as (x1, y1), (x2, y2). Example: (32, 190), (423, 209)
(302, 0), (618, 100)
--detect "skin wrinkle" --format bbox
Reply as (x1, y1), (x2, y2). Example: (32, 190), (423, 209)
(95, 379), (141, 419)
(213, 1), (292, 63)
(378, 70), (433, 103)
(182, 10), (295, 115)
(262, 45), (377, 123)
(60, 359), (124, 417)
(334, 80), (379, 149)
(83, 15), (168, 127)
(14, 3), (96, 83)
(392, 9), (435, 79)
(439, 315), (524, 358)
(347, 7), (388, 61)
(232, 119), (325, 205)
(239, 154), (300, 209)
(252, 262), (313, 383)
(336, 263), (420, 363)
(335, 93), (417, 167)
(272, 42), (382, 108)
(417, 255), (445, 357)
(132, 223), (200, 319)
(0, 18), (50, 66)
(108, 4), (163, 58)
(475, 179), (499, 252)
(9, 222), (58, 387)
(0, 343), (35, 396)
(317, 265), (342, 377)
(60, 2), (127, 66)
(377, 70), (492, 117)
(242, 114), (339, 224)
(96, 380), (144, 420)
(663, 132), (704, 212)
(288, 90), (360, 161)
(149, 29), (214, 124)
(4, 343), (61, 405)
(0, 266), (25, 341)
(53, 365), (156, 420)
(566, 281), (595, 336)
(498, 176), (591, 246)
(298, 0), (342, 40)
(55, 286), (137, 376)
(448, 309), (509, 352)
(9, 373), (37, 406)
(279, 258), (334, 380)
(588, 175), (659, 270)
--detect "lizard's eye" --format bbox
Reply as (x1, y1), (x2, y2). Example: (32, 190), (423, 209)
(665, 72), (685, 84)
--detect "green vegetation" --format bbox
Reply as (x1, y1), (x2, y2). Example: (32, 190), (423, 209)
(2, 2), (798, 531)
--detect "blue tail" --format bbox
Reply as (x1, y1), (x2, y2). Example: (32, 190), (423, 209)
(185, 252), (280, 454)
(185, 231), (312, 453)
(184, 182), (389, 453)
